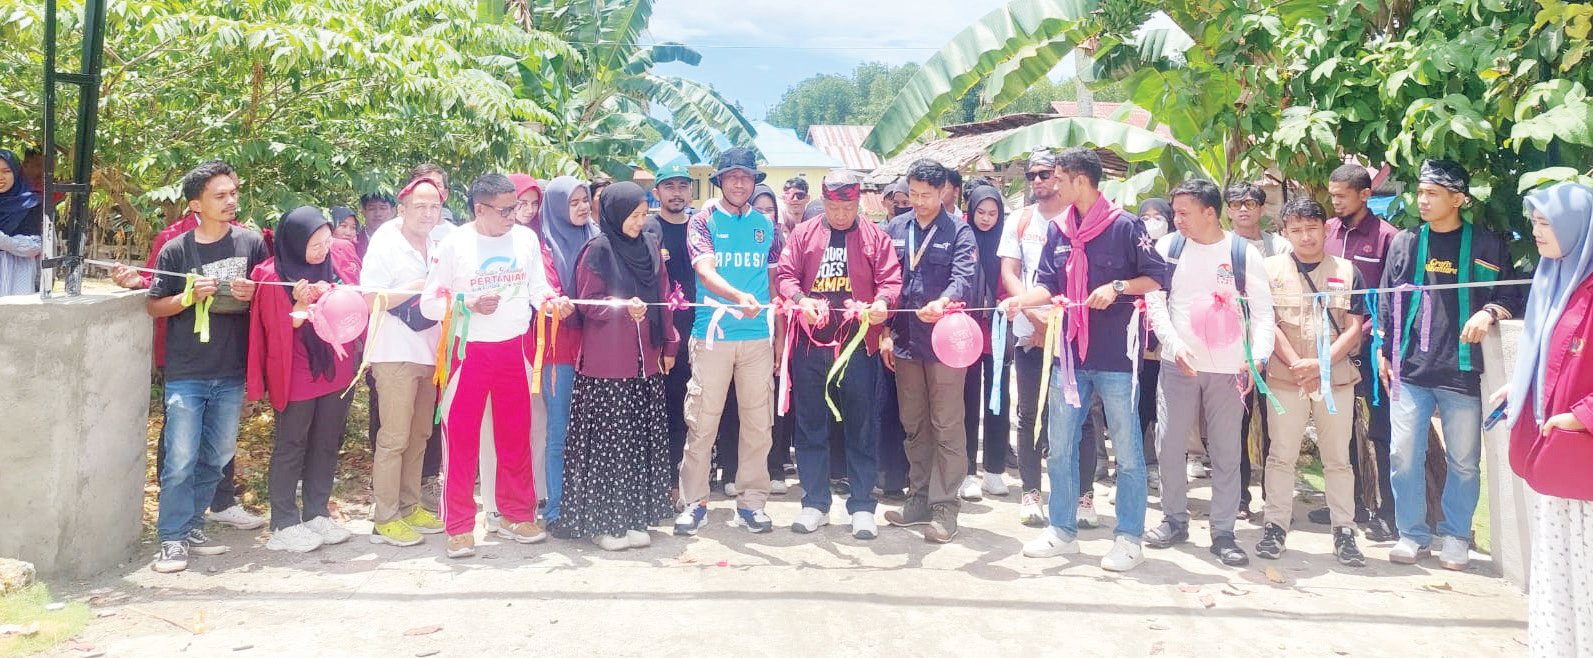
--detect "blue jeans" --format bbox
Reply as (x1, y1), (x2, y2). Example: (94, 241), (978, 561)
(1046, 368), (1146, 541)
(541, 364), (575, 522)
(157, 377), (246, 542)
(1389, 382), (1482, 547)
(793, 340), (880, 514)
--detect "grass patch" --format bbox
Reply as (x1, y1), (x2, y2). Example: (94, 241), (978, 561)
(0, 585), (91, 657)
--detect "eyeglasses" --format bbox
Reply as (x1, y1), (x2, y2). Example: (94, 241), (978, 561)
(1226, 200), (1262, 211)
(786, 191), (808, 201)
(480, 202), (518, 217)
(1024, 169), (1056, 182)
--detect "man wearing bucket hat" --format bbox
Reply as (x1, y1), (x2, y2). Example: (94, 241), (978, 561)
(879, 159), (979, 543)
(1000, 147), (1169, 572)
(774, 170), (902, 539)
(647, 164), (699, 468)
(676, 147), (785, 535)
(1376, 158), (1521, 570)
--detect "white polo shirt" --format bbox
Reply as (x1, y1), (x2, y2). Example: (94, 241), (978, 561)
(361, 221), (452, 365)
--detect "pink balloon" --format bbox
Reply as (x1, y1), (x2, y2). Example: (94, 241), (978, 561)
(1190, 290), (1241, 350)
(306, 285), (369, 359)
(932, 312), (982, 369)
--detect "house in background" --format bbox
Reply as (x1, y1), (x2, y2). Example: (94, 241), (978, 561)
(806, 125), (882, 174)
(640, 120), (843, 214)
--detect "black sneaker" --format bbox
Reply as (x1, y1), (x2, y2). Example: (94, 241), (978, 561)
(1334, 527), (1367, 567)
(1307, 506), (1331, 525)
(830, 478), (851, 497)
(1255, 523), (1286, 560)
(185, 528), (230, 556)
(923, 505), (958, 543)
(151, 540), (189, 573)
(1364, 516), (1398, 542)
(1144, 519), (1189, 549)
(884, 495), (932, 527)
(1211, 534), (1250, 566)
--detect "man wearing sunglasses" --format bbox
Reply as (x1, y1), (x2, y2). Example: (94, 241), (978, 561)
(783, 177), (812, 233)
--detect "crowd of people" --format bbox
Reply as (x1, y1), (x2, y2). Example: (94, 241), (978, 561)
(90, 145), (1588, 656)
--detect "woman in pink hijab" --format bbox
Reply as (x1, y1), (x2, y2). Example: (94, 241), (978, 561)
(509, 174), (543, 232)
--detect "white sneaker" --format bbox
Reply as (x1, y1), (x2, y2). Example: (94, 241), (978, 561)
(1101, 536), (1145, 572)
(981, 472), (1010, 496)
(770, 479), (789, 495)
(958, 475), (984, 501)
(850, 511), (877, 540)
(1022, 526), (1079, 558)
(626, 529), (651, 548)
(303, 516), (353, 545)
(792, 507), (829, 534)
(205, 505), (267, 530)
(724, 482), (740, 497)
(266, 523), (324, 553)
(1077, 494), (1100, 529)
(1388, 537), (1430, 565)
(1186, 457), (1210, 479)
(1018, 490), (1047, 527)
(484, 512), (503, 534)
(1439, 536), (1470, 571)
(592, 534), (628, 551)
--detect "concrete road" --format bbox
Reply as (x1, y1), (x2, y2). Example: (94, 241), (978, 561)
(47, 477), (1527, 657)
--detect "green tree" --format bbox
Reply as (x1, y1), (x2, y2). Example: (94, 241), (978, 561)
(503, 0), (757, 178)
(0, 0), (572, 248)
(766, 61), (921, 135)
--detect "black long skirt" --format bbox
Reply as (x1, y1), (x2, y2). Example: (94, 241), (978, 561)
(557, 373), (674, 538)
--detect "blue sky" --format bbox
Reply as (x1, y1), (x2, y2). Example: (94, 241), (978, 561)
(648, 0), (1012, 120)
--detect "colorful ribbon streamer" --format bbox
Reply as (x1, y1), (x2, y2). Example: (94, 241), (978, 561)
(1127, 298), (1146, 406)
(1238, 297), (1285, 414)
(342, 292), (387, 399)
(433, 293), (471, 424)
(988, 307), (1007, 415)
(1034, 303), (1063, 445)
(823, 300), (873, 421)
(1390, 283), (1418, 402)
(1367, 290), (1382, 408)
(776, 301), (798, 417)
(1313, 293), (1337, 415)
(530, 301), (559, 395)
(179, 273), (213, 343)
(703, 297), (746, 349)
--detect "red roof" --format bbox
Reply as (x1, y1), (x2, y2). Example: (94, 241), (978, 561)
(806, 125), (882, 171)
(1050, 101), (1175, 140)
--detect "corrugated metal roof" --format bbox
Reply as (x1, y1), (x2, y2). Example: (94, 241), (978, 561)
(806, 125), (882, 171)
(1049, 101), (1175, 140)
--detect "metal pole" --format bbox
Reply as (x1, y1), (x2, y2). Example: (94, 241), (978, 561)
(40, 0), (57, 298)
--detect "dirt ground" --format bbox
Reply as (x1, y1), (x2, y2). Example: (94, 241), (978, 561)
(39, 469), (1527, 658)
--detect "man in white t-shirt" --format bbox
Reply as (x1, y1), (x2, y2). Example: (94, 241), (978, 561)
(420, 174), (571, 558)
(997, 149), (1070, 526)
(362, 177), (453, 548)
(1145, 179), (1274, 567)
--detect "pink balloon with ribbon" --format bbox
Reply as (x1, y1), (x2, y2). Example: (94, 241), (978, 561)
(931, 305), (982, 368)
(1190, 289), (1242, 350)
(305, 285), (370, 359)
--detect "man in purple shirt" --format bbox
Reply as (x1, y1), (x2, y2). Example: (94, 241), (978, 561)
(1321, 163), (1400, 541)
(1000, 148), (1170, 572)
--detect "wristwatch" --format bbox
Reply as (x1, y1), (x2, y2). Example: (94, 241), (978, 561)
(1112, 279), (1127, 294)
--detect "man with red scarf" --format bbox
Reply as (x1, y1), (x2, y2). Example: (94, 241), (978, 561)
(1000, 147), (1168, 572)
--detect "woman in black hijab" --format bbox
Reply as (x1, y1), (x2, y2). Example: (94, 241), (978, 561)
(0, 148), (44, 296)
(558, 182), (679, 550)
(248, 206), (363, 554)
(958, 184), (1012, 500)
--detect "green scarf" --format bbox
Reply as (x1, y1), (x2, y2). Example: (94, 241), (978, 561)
(1401, 221), (1497, 371)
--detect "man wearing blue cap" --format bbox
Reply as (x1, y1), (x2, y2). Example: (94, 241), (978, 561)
(676, 147), (784, 535)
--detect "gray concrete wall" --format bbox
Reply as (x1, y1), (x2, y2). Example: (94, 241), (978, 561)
(1481, 319), (1533, 590)
(0, 291), (151, 578)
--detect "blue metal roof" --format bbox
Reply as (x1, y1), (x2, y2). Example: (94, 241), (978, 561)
(643, 121), (843, 170)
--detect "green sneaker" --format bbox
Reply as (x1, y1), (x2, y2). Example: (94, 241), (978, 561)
(370, 520), (423, 547)
(403, 507), (445, 534)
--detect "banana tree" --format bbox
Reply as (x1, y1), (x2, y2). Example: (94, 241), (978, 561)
(501, 0), (757, 177)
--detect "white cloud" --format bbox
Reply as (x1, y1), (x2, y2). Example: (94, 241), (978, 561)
(649, 0), (1009, 64)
